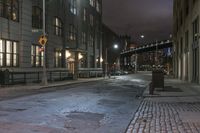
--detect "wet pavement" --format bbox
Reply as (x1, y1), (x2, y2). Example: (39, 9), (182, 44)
(0, 74), (150, 133)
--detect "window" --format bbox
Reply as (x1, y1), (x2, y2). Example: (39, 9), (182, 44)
(83, 8), (87, 21)
(32, 6), (42, 29)
(89, 0), (95, 7)
(70, 0), (77, 15)
(96, 0), (100, 12)
(55, 50), (62, 68)
(193, 17), (199, 42)
(69, 24), (76, 41)
(180, 37), (183, 54)
(90, 55), (94, 68)
(81, 32), (87, 49)
(31, 45), (44, 67)
(185, 31), (189, 52)
(89, 34), (94, 47)
(54, 17), (62, 36)
(90, 14), (94, 26)
(0, 0), (3, 17)
(0, 0), (19, 21)
(0, 40), (3, 66)
(0, 39), (19, 67)
(184, 0), (189, 17)
(180, 11), (183, 26)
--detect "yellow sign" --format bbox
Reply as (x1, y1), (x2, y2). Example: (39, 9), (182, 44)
(38, 35), (48, 46)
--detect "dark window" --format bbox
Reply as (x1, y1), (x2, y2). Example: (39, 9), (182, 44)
(184, 0), (189, 17)
(32, 6), (42, 29)
(0, 39), (19, 67)
(54, 17), (62, 36)
(69, 24), (76, 41)
(0, 0), (19, 21)
(81, 32), (87, 49)
(31, 45), (44, 67)
(180, 37), (183, 54)
(185, 31), (189, 52)
(193, 17), (199, 42)
(90, 55), (94, 68)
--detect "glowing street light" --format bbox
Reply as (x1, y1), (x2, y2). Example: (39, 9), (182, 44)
(140, 35), (145, 39)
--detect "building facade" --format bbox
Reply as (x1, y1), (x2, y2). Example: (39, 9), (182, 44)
(0, 0), (102, 82)
(173, 0), (200, 84)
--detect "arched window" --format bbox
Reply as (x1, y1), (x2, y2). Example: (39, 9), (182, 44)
(32, 6), (42, 29)
(11, 0), (19, 21)
(54, 17), (62, 36)
(0, 0), (19, 21)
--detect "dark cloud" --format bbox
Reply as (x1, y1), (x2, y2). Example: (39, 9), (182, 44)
(102, 0), (173, 44)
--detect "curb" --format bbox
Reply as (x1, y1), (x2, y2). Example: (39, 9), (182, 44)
(0, 78), (105, 97)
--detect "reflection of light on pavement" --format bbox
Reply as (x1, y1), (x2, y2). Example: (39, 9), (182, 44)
(131, 79), (143, 82)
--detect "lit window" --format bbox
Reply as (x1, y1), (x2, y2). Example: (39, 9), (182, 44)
(69, 24), (76, 41)
(55, 50), (62, 68)
(54, 17), (62, 36)
(96, 0), (100, 12)
(31, 45), (43, 67)
(70, 0), (77, 15)
(0, 39), (18, 67)
(90, 0), (95, 7)
(0, 0), (19, 21)
(0, 40), (3, 67)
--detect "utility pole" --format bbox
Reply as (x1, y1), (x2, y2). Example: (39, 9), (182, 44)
(105, 48), (108, 77)
(42, 0), (48, 85)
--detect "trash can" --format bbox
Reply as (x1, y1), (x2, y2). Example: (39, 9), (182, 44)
(151, 70), (164, 93)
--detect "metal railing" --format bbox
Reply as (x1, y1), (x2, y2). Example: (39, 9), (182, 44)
(1, 70), (73, 85)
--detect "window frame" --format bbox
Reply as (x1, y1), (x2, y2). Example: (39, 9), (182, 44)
(0, 0), (19, 22)
(0, 39), (19, 67)
(31, 44), (44, 67)
(32, 6), (43, 29)
(54, 17), (63, 36)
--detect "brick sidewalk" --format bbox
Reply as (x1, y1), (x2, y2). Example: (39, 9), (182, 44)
(127, 97), (200, 133)
(127, 78), (200, 133)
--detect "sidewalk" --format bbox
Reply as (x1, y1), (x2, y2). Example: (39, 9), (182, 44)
(0, 77), (104, 100)
(127, 77), (200, 133)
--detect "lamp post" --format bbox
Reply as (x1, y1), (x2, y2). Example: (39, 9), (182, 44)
(105, 44), (118, 78)
(42, 0), (48, 85)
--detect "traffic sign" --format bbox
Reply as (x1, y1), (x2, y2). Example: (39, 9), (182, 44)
(38, 35), (48, 46)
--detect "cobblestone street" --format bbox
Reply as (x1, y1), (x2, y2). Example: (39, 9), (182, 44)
(127, 97), (200, 133)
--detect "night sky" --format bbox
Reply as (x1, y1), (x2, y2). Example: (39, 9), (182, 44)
(102, 0), (173, 44)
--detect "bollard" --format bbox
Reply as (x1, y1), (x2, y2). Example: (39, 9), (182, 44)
(149, 82), (154, 95)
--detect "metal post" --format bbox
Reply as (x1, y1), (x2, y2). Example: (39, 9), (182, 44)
(74, 51), (79, 80)
(135, 51), (137, 73)
(42, 0), (48, 85)
(105, 48), (108, 77)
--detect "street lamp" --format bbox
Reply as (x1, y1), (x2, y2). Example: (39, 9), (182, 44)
(140, 35), (145, 39)
(105, 44), (119, 78)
